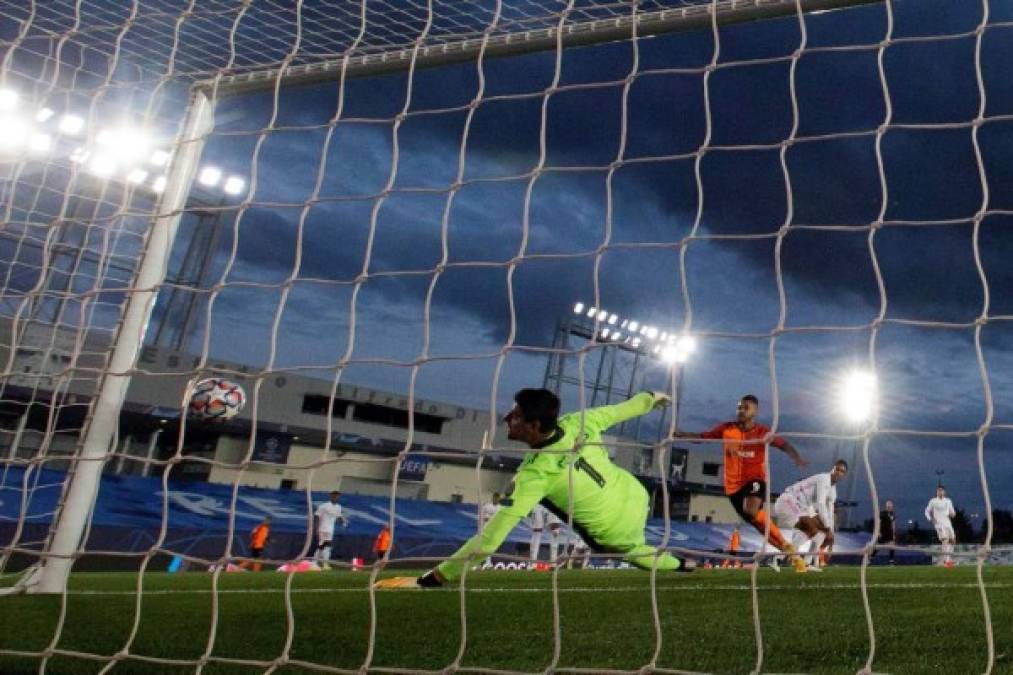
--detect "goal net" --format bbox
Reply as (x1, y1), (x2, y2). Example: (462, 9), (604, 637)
(0, 0), (1008, 673)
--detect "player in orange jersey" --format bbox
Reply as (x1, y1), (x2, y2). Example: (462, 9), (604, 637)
(676, 394), (809, 572)
(240, 516), (271, 572)
(722, 526), (742, 569)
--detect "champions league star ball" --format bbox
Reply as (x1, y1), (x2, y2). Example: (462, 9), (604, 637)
(188, 378), (246, 422)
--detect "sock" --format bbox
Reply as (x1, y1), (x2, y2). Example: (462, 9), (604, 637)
(529, 529), (542, 562)
(809, 532), (826, 566)
(549, 533), (559, 563)
(790, 529), (810, 554)
(623, 545), (683, 571)
(751, 510), (787, 550)
(320, 545), (332, 563)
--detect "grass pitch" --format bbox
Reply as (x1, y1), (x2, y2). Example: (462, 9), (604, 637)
(1, 565), (1010, 674)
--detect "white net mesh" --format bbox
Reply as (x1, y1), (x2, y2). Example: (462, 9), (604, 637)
(2, 0), (1011, 673)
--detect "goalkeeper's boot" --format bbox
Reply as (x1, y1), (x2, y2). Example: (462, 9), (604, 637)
(373, 569), (444, 590)
(791, 555), (808, 573)
(373, 576), (420, 590)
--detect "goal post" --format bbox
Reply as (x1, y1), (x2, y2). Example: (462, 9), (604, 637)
(32, 90), (213, 594)
(206, 0), (882, 95)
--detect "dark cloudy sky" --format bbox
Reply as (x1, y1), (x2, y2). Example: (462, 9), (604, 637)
(145, 0), (1013, 524)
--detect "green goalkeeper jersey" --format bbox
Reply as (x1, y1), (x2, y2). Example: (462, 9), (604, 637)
(436, 392), (663, 581)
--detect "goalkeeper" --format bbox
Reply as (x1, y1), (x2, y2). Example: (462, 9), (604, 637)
(376, 389), (692, 589)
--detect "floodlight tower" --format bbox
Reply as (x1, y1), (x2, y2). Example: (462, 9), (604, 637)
(543, 302), (695, 443)
(150, 167), (247, 352)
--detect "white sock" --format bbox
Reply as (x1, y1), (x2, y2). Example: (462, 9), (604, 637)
(790, 529), (809, 554)
(809, 532), (826, 566)
(530, 529), (543, 562)
(549, 533), (559, 563)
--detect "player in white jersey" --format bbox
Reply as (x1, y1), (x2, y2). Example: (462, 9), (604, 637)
(479, 493), (502, 568)
(925, 486), (957, 567)
(480, 492), (502, 528)
(774, 460), (848, 572)
(528, 504), (562, 564)
(314, 491), (349, 570)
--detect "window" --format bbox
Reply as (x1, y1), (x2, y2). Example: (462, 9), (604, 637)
(705, 515), (713, 523)
(352, 402), (445, 434)
(280, 479), (297, 490)
(702, 462), (721, 477)
(302, 395), (350, 418)
(690, 515), (699, 522)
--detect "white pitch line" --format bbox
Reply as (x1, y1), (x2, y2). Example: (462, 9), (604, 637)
(61, 581), (1013, 596)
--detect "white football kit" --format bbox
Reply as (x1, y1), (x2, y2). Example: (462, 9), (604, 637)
(315, 502), (344, 540)
(528, 504), (562, 530)
(774, 471), (836, 531)
(925, 497), (956, 541)
(528, 504), (562, 563)
(480, 501), (500, 528)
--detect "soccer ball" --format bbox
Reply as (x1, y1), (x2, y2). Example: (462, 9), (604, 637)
(188, 378), (246, 422)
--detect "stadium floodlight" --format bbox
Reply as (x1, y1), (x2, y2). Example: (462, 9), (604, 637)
(660, 332), (668, 341)
(620, 319), (629, 328)
(573, 302), (585, 314)
(198, 165), (222, 186)
(151, 175), (167, 193)
(612, 332), (622, 341)
(596, 309), (607, 321)
(675, 335), (697, 355)
(69, 147), (89, 163)
(628, 321), (639, 332)
(57, 114), (84, 135)
(646, 327), (658, 340)
(608, 313), (618, 325)
(35, 107), (54, 123)
(0, 116), (27, 149)
(97, 126), (151, 162)
(88, 154), (116, 177)
(0, 88), (17, 110)
(586, 307), (597, 318)
(841, 369), (877, 424)
(601, 328), (610, 339)
(126, 168), (148, 184)
(149, 149), (171, 166)
(28, 132), (51, 153)
(660, 345), (680, 364)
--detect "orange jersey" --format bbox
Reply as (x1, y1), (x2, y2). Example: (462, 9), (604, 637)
(373, 529), (391, 553)
(251, 524), (270, 549)
(729, 531), (741, 553)
(702, 422), (787, 495)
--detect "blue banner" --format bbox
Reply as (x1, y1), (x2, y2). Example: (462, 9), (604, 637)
(397, 454), (430, 482)
(251, 432), (291, 464)
(0, 465), (886, 557)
